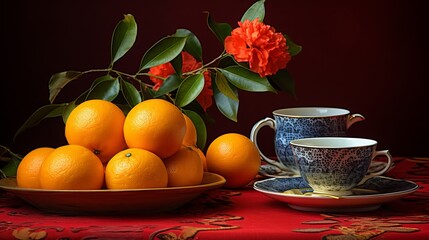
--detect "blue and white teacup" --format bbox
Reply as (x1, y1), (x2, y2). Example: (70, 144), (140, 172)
(290, 137), (393, 196)
(250, 107), (364, 175)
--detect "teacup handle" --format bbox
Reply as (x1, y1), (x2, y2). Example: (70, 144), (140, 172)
(250, 117), (285, 170)
(358, 150), (393, 185)
(346, 113), (365, 129)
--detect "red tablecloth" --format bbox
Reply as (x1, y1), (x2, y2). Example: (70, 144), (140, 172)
(1, 157), (428, 239)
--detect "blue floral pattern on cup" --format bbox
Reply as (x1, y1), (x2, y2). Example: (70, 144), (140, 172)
(291, 145), (375, 194)
(275, 115), (348, 173)
(289, 137), (393, 196)
(250, 108), (365, 176)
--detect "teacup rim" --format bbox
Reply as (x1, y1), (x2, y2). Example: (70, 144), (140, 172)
(290, 137), (378, 148)
(273, 107), (350, 118)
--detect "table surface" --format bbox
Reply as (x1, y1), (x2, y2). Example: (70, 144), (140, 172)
(1, 157), (428, 240)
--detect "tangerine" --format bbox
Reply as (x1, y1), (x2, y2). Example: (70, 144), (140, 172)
(205, 133), (261, 188)
(189, 145), (207, 172)
(39, 145), (104, 190)
(105, 148), (168, 189)
(65, 99), (126, 164)
(16, 147), (55, 188)
(163, 146), (204, 187)
(123, 99), (186, 159)
(182, 113), (197, 146)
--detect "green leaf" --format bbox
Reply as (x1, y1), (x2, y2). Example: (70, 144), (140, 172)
(219, 55), (251, 70)
(140, 82), (155, 100)
(62, 100), (78, 124)
(1, 156), (21, 177)
(0, 145), (23, 160)
(183, 100), (206, 116)
(183, 109), (207, 150)
(174, 29), (202, 61)
(0, 146), (21, 178)
(49, 71), (83, 103)
(85, 75), (120, 101)
(14, 103), (68, 141)
(219, 66), (276, 92)
(175, 73), (205, 108)
(241, 0), (265, 22)
(218, 55), (238, 68)
(214, 71), (238, 101)
(285, 34), (302, 56)
(120, 78), (142, 107)
(139, 36), (187, 70)
(153, 74), (181, 97)
(111, 14), (137, 64)
(61, 88), (92, 123)
(171, 53), (183, 77)
(116, 103), (133, 116)
(267, 69), (295, 95)
(75, 89), (91, 106)
(213, 81), (239, 122)
(206, 12), (232, 43)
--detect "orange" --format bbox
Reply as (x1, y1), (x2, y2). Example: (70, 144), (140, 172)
(163, 146), (204, 187)
(16, 147), (55, 188)
(65, 99), (126, 164)
(190, 145), (207, 172)
(205, 133), (261, 188)
(105, 148), (168, 189)
(39, 145), (104, 190)
(182, 113), (197, 146)
(123, 99), (186, 159)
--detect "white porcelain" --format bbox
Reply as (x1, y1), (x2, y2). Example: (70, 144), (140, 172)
(253, 176), (419, 212)
(290, 137), (392, 196)
(250, 107), (364, 175)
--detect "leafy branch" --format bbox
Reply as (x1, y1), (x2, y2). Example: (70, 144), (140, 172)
(13, 0), (302, 151)
(0, 145), (23, 178)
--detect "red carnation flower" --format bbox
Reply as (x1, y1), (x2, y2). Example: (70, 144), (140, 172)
(224, 18), (291, 77)
(148, 51), (213, 111)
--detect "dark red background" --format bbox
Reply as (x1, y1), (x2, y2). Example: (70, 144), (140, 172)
(1, 0), (427, 157)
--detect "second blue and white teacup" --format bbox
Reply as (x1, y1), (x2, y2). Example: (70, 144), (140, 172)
(290, 137), (393, 196)
(250, 107), (365, 175)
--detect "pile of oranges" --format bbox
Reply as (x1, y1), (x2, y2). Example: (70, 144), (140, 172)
(16, 99), (261, 190)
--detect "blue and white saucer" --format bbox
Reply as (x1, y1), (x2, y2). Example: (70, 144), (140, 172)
(253, 176), (419, 212)
(259, 164), (297, 178)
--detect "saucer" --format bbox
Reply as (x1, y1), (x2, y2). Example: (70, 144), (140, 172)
(253, 176), (419, 212)
(259, 164), (298, 178)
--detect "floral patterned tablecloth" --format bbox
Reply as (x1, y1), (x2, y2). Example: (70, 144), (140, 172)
(1, 157), (428, 240)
